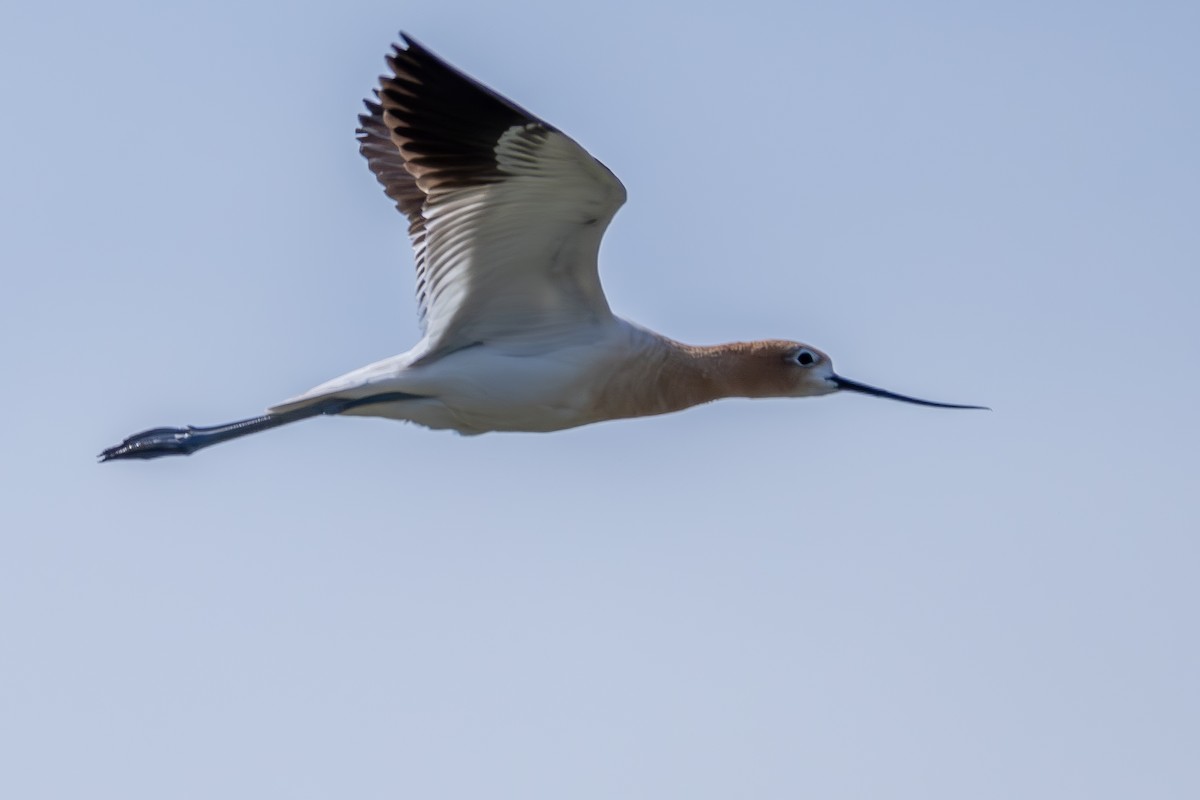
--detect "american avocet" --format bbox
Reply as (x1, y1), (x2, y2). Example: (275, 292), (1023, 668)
(100, 34), (984, 462)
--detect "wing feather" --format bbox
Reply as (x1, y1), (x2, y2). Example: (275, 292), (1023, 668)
(357, 34), (626, 355)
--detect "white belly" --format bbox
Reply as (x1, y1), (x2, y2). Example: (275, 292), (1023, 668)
(335, 320), (653, 435)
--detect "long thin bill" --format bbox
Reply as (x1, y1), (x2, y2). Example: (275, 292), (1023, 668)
(831, 375), (988, 410)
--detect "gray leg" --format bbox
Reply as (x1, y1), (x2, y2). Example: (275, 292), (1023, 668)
(98, 391), (423, 462)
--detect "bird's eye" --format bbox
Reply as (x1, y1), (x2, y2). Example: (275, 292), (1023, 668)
(795, 349), (818, 366)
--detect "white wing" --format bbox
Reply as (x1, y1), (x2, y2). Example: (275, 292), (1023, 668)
(359, 35), (627, 358)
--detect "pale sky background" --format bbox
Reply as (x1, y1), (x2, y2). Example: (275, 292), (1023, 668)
(3, 1), (1198, 798)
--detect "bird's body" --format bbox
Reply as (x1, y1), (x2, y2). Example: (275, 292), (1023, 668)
(275, 318), (656, 435)
(100, 34), (982, 462)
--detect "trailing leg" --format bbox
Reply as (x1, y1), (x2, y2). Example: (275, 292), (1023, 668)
(98, 391), (425, 462)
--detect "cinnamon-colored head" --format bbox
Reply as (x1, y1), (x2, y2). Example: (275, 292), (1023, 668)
(708, 339), (986, 409)
(710, 340), (839, 399)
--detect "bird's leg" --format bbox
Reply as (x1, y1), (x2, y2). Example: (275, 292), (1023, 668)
(98, 391), (423, 462)
(98, 405), (326, 462)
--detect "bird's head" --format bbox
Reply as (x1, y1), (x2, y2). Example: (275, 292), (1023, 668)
(750, 341), (986, 409)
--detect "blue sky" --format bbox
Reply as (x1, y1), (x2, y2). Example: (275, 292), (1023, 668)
(3, 1), (1198, 798)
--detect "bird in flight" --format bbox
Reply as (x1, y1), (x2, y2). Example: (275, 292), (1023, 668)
(100, 34), (984, 462)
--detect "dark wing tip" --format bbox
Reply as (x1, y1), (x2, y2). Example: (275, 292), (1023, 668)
(357, 97), (385, 139)
(372, 32), (556, 196)
(398, 31), (422, 51)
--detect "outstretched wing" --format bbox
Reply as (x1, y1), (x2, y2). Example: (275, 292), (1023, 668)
(358, 34), (627, 356)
